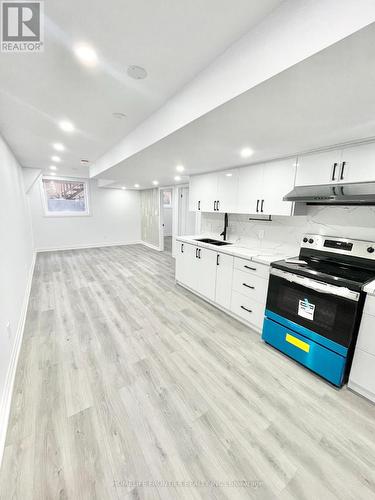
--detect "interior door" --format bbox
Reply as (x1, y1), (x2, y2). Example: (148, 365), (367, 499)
(261, 159), (296, 216)
(196, 247), (218, 301)
(295, 150), (342, 186)
(237, 164), (264, 214)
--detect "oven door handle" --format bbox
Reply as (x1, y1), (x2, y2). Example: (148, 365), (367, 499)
(270, 268), (360, 301)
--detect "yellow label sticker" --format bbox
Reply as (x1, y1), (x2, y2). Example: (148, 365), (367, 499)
(285, 333), (310, 353)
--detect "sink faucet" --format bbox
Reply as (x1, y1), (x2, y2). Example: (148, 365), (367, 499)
(220, 213), (228, 241)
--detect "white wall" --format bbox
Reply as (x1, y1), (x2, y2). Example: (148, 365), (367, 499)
(201, 205), (375, 256)
(0, 135), (34, 460)
(29, 179), (141, 251)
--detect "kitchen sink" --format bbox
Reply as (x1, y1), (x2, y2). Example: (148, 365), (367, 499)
(194, 238), (232, 246)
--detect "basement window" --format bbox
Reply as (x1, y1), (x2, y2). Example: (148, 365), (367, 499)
(41, 177), (90, 216)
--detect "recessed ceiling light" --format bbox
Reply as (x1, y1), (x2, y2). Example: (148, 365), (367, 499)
(240, 147), (254, 159)
(50, 172), (56, 176)
(176, 165), (185, 172)
(59, 120), (75, 133)
(127, 65), (148, 80)
(51, 155), (61, 162)
(121, 186), (126, 190)
(225, 173), (233, 177)
(74, 44), (98, 67)
(49, 165), (57, 171)
(174, 176), (181, 181)
(152, 180), (159, 186)
(112, 112), (127, 119)
(134, 184), (140, 188)
(53, 143), (65, 151)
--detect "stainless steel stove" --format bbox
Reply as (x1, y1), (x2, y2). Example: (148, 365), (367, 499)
(262, 234), (375, 387)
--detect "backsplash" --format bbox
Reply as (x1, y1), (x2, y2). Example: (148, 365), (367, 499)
(200, 206), (375, 256)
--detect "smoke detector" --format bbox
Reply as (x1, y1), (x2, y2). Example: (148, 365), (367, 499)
(112, 112), (127, 119)
(127, 65), (147, 80)
(80, 159), (91, 164)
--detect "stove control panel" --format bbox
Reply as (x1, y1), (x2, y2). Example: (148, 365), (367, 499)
(301, 234), (375, 260)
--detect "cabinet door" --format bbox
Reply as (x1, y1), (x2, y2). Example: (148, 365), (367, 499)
(261, 159), (296, 216)
(295, 150), (341, 186)
(196, 247), (218, 301)
(175, 242), (198, 289)
(237, 164), (264, 214)
(340, 143), (375, 183)
(215, 253), (234, 309)
(216, 169), (239, 213)
(189, 173), (218, 212)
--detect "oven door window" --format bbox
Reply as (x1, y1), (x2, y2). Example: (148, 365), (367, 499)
(266, 275), (359, 347)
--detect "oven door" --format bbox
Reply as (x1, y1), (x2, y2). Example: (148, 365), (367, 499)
(266, 268), (361, 348)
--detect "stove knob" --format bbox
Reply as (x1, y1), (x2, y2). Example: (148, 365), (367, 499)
(308, 238), (314, 244)
(367, 247), (375, 254)
(303, 237), (308, 243)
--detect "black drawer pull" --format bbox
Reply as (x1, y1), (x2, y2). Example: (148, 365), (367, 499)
(244, 265), (257, 271)
(242, 283), (255, 289)
(241, 305), (252, 313)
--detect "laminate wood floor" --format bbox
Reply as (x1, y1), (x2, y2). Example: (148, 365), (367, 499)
(1, 244), (375, 500)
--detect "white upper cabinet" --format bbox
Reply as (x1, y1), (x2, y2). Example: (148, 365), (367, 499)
(261, 159), (296, 216)
(295, 150), (342, 186)
(237, 164), (264, 214)
(189, 173), (218, 212)
(216, 169), (239, 213)
(340, 143), (375, 183)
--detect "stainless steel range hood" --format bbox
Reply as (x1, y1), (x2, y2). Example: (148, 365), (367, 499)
(284, 182), (375, 205)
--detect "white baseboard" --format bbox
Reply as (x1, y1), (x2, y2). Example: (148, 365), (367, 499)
(0, 251), (36, 467)
(36, 240), (142, 253)
(140, 241), (162, 252)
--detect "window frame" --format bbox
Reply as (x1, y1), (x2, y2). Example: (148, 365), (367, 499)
(40, 176), (91, 217)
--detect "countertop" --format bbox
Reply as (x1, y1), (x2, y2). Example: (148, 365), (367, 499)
(176, 235), (293, 266)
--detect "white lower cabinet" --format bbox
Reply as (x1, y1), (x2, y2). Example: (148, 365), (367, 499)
(215, 253), (234, 309)
(349, 294), (375, 402)
(176, 240), (269, 332)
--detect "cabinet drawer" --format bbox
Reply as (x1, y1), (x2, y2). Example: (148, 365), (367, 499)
(356, 314), (375, 355)
(232, 269), (268, 304)
(363, 295), (375, 317)
(233, 257), (269, 279)
(230, 291), (265, 330)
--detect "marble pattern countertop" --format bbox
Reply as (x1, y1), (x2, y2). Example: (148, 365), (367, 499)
(176, 234), (294, 266)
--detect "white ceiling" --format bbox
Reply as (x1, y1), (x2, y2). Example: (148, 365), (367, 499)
(0, 0), (282, 177)
(97, 22), (375, 189)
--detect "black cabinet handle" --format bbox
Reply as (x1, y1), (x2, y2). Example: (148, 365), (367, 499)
(244, 265), (257, 271)
(256, 199), (259, 213)
(260, 199), (264, 213)
(213, 201), (217, 211)
(199, 249), (201, 259)
(195, 248), (198, 258)
(198, 200), (201, 211)
(331, 162), (338, 181)
(181, 244), (184, 253)
(241, 305), (252, 313)
(340, 161), (346, 180)
(217, 200), (220, 211)
(216, 254), (220, 266)
(242, 283), (255, 289)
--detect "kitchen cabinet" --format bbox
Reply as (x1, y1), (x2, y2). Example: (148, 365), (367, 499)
(175, 241), (217, 301)
(339, 142), (375, 183)
(237, 164), (264, 214)
(295, 150), (342, 186)
(175, 241), (197, 289)
(189, 169), (239, 213)
(261, 159), (296, 216)
(215, 253), (234, 309)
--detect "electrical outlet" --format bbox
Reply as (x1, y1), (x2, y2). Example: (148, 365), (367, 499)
(6, 321), (11, 339)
